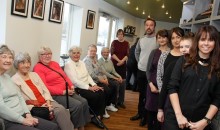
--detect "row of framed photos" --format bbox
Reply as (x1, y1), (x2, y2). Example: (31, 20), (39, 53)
(11, 0), (64, 24)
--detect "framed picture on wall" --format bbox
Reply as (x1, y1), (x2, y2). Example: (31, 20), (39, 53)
(31, 0), (46, 20)
(11, 0), (29, 17)
(86, 10), (96, 29)
(49, 0), (64, 24)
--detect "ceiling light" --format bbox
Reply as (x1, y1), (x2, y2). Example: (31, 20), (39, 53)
(169, 15), (172, 19)
(142, 10), (145, 15)
(148, 14), (151, 18)
(127, 0), (130, 4)
(136, 6), (139, 10)
(165, 11), (168, 15)
(161, 3), (165, 8)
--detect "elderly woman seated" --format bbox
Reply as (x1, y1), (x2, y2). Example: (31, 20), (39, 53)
(33, 46), (90, 130)
(11, 52), (74, 130)
(0, 45), (59, 130)
(98, 47), (126, 108)
(64, 46), (106, 128)
(83, 44), (118, 115)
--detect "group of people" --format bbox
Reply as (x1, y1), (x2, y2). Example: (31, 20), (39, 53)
(129, 17), (220, 130)
(0, 28), (129, 130)
(1, 17), (220, 130)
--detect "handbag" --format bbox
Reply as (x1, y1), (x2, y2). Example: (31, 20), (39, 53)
(30, 107), (50, 120)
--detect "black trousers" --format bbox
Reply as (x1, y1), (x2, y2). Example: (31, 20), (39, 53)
(76, 88), (106, 116)
(96, 83), (112, 107)
(147, 111), (161, 130)
(126, 65), (137, 90)
(137, 69), (147, 118)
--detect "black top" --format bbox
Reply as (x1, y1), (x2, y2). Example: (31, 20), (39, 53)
(167, 56), (220, 121)
(127, 43), (137, 69)
(158, 53), (180, 109)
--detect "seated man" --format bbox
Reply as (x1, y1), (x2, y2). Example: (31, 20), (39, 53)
(98, 47), (126, 108)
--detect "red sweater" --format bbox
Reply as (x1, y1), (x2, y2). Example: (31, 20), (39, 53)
(33, 61), (73, 95)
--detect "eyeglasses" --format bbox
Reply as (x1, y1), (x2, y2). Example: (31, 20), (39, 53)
(41, 53), (52, 56)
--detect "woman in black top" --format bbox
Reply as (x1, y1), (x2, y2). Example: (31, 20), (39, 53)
(166, 25), (220, 130)
(157, 27), (184, 123)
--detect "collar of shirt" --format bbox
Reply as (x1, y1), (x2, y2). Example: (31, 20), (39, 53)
(102, 57), (109, 62)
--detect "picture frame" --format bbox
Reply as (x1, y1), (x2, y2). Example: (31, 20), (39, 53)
(86, 10), (96, 29)
(31, 0), (46, 20)
(49, 0), (64, 24)
(11, 0), (29, 17)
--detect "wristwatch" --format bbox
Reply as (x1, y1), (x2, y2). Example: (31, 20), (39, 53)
(203, 117), (212, 124)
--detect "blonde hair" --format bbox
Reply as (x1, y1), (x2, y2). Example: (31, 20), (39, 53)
(37, 46), (52, 58)
(0, 45), (14, 59)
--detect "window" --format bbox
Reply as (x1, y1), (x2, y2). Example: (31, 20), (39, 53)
(60, 3), (83, 65)
(96, 13), (118, 59)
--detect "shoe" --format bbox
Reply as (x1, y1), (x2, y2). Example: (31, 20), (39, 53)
(103, 109), (110, 119)
(139, 117), (147, 126)
(91, 117), (104, 129)
(117, 103), (126, 109)
(106, 104), (118, 112)
(130, 114), (141, 121)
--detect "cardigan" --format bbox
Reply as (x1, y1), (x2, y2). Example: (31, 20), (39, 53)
(98, 57), (121, 79)
(64, 60), (96, 90)
(12, 72), (54, 110)
(0, 74), (29, 124)
(83, 56), (107, 83)
(33, 61), (73, 95)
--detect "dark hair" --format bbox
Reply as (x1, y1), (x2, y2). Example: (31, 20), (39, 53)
(116, 29), (124, 37)
(144, 18), (156, 27)
(156, 29), (170, 47)
(171, 27), (184, 37)
(156, 29), (169, 39)
(184, 25), (220, 79)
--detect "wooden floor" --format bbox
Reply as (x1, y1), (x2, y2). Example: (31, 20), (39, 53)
(85, 90), (147, 130)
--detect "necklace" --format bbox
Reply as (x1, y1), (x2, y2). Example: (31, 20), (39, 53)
(198, 57), (210, 66)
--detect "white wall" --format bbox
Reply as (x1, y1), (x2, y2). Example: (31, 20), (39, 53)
(2, 0), (179, 67)
(5, 0), (63, 66)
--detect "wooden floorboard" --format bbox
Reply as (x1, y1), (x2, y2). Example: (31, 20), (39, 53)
(85, 90), (147, 130)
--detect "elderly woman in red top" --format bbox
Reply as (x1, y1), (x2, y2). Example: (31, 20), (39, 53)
(33, 46), (90, 130)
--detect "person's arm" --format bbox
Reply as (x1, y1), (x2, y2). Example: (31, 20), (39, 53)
(110, 61), (122, 78)
(146, 50), (155, 83)
(167, 57), (188, 129)
(135, 39), (141, 62)
(83, 58), (99, 82)
(110, 41), (121, 63)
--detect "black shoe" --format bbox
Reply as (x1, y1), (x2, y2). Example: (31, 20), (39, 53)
(139, 117), (147, 126)
(130, 114), (141, 121)
(117, 103), (126, 109)
(91, 117), (104, 129)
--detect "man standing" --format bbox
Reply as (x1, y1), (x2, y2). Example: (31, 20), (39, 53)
(130, 18), (157, 126)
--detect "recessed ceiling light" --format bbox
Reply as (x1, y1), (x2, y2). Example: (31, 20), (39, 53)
(148, 15), (151, 18)
(142, 10), (145, 15)
(127, 0), (130, 4)
(165, 11), (168, 15)
(136, 6), (139, 10)
(169, 16), (172, 19)
(161, 3), (165, 8)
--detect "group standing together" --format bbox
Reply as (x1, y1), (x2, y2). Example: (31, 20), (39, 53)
(0, 17), (220, 130)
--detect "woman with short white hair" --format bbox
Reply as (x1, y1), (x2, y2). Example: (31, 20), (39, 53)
(64, 46), (106, 128)
(12, 52), (74, 130)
